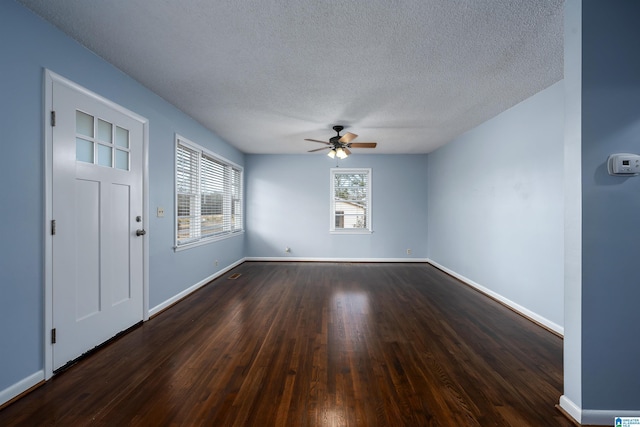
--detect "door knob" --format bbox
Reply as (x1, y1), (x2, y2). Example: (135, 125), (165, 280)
(136, 229), (146, 236)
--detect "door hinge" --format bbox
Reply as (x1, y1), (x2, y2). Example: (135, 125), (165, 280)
(51, 328), (56, 344)
(51, 111), (56, 127)
(51, 219), (56, 235)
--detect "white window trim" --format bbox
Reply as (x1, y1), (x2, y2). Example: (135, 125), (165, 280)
(330, 168), (372, 234)
(174, 134), (244, 251)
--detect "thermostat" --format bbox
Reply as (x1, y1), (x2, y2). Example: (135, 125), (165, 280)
(607, 153), (640, 176)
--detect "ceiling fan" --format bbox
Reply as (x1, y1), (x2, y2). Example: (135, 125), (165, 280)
(304, 125), (377, 159)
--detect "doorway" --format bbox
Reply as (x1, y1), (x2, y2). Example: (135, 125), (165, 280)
(44, 70), (149, 376)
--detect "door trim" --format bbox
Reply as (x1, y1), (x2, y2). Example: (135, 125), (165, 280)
(43, 69), (149, 380)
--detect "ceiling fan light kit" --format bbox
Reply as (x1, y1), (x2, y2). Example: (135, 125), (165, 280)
(304, 125), (377, 159)
(335, 147), (348, 159)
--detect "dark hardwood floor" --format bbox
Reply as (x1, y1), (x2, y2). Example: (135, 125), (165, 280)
(0, 262), (572, 426)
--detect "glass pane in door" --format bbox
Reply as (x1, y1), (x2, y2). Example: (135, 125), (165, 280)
(97, 144), (112, 167)
(76, 138), (94, 163)
(115, 149), (129, 171)
(76, 111), (94, 137)
(115, 126), (129, 148)
(97, 119), (113, 143)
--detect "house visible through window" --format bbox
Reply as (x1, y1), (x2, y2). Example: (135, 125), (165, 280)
(175, 135), (243, 248)
(335, 210), (345, 228)
(330, 168), (371, 233)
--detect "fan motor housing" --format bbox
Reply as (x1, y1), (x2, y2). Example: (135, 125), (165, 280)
(331, 125), (344, 146)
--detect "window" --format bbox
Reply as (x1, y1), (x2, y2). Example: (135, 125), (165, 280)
(75, 110), (130, 170)
(330, 168), (371, 233)
(175, 135), (243, 248)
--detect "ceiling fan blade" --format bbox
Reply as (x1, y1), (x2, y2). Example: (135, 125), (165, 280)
(304, 138), (330, 144)
(308, 146), (330, 153)
(339, 132), (358, 143)
(349, 142), (377, 148)
(343, 147), (352, 155)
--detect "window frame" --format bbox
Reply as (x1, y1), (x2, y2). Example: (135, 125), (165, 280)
(174, 135), (243, 250)
(329, 168), (372, 234)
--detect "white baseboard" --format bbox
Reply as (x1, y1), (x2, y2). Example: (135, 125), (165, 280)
(583, 409), (640, 425)
(149, 258), (246, 317)
(560, 395), (640, 425)
(244, 256), (429, 263)
(559, 395), (582, 424)
(427, 259), (564, 336)
(0, 370), (44, 407)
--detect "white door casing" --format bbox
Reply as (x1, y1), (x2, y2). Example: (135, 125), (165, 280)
(44, 70), (149, 376)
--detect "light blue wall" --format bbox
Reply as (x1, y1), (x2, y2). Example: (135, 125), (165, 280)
(427, 81), (565, 329)
(0, 1), (244, 395)
(245, 154), (428, 259)
(581, 0), (640, 410)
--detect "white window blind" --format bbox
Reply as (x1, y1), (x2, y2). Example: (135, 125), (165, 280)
(330, 168), (371, 233)
(176, 136), (243, 248)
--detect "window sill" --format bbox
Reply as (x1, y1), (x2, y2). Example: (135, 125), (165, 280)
(329, 229), (373, 235)
(174, 230), (244, 252)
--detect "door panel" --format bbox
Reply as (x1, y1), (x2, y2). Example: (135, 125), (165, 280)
(51, 80), (144, 370)
(111, 183), (132, 305)
(75, 178), (101, 320)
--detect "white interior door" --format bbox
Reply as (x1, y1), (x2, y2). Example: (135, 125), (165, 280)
(51, 78), (145, 371)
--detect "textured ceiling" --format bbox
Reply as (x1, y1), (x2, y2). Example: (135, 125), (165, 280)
(19, 0), (563, 154)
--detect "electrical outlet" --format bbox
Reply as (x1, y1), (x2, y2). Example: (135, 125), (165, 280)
(285, 247), (291, 253)
(406, 249), (412, 255)
(215, 260), (219, 266)
(157, 207), (165, 218)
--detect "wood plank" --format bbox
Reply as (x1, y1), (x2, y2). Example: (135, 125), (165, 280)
(0, 262), (574, 426)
